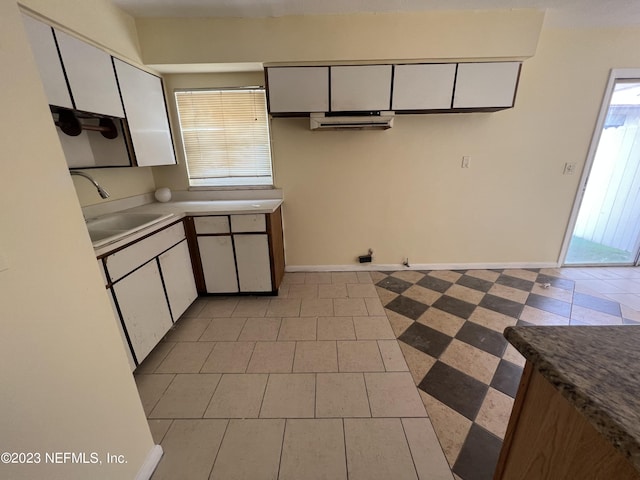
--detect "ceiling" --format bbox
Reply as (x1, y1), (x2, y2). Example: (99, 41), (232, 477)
(112, 0), (640, 28)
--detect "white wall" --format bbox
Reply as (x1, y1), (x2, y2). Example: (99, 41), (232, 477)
(0, 1), (154, 478)
(271, 26), (640, 267)
(136, 9), (544, 65)
(142, 13), (640, 268)
(153, 71), (266, 191)
(21, 0), (157, 207)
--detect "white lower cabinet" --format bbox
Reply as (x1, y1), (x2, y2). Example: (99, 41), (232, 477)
(103, 220), (197, 368)
(159, 240), (198, 320)
(113, 261), (173, 364)
(195, 214), (275, 294)
(198, 236), (239, 293)
(107, 288), (136, 372)
(234, 234), (271, 292)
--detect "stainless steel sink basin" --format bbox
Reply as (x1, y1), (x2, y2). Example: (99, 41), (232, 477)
(86, 212), (174, 247)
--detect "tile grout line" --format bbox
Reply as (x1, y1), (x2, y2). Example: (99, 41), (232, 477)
(206, 418), (230, 479)
(313, 373), (317, 419)
(143, 372), (177, 418)
(198, 340), (217, 374)
(200, 372), (224, 419)
(256, 373), (270, 419)
(276, 418), (288, 480)
(399, 417), (433, 480)
(362, 372), (373, 418)
(341, 418), (350, 480)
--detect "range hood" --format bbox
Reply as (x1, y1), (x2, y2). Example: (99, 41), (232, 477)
(310, 111), (394, 130)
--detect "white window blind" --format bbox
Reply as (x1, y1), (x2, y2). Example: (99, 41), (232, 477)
(175, 88), (273, 187)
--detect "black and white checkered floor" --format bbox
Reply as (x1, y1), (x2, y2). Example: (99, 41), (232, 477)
(371, 267), (639, 480)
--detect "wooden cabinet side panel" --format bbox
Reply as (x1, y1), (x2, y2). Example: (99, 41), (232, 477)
(494, 361), (534, 480)
(184, 217), (207, 294)
(267, 207), (285, 291)
(496, 368), (640, 480)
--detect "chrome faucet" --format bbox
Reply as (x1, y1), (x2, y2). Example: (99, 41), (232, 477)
(70, 171), (110, 199)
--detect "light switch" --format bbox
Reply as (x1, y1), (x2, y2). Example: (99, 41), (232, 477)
(461, 156), (470, 168)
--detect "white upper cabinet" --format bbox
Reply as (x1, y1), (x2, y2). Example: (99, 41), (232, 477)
(21, 14), (72, 109)
(392, 64), (456, 110)
(331, 65), (392, 112)
(453, 62), (521, 109)
(54, 29), (124, 117)
(113, 59), (177, 166)
(267, 67), (329, 113)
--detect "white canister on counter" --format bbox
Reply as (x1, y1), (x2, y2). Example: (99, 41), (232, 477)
(154, 187), (172, 203)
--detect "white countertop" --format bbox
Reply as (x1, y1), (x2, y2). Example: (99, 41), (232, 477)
(125, 199), (283, 216)
(92, 199), (283, 257)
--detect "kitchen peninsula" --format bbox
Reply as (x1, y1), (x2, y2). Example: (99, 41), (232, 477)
(495, 325), (640, 480)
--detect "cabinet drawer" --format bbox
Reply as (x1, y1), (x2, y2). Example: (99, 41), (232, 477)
(194, 216), (230, 234)
(230, 214), (266, 233)
(105, 222), (185, 282)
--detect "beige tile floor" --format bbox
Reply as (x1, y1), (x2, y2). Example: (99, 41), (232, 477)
(139, 266), (640, 480)
(138, 271), (454, 480)
(559, 266), (640, 319)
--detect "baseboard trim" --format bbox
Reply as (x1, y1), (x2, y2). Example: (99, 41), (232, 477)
(135, 444), (163, 480)
(285, 262), (559, 272)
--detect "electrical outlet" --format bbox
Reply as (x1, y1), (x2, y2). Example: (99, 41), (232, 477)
(461, 156), (470, 168)
(563, 162), (576, 175)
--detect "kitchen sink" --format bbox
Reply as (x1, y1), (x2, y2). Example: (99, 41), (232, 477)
(86, 212), (174, 247)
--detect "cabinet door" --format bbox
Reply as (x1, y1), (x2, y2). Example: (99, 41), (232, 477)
(267, 67), (329, 113)
(234, 234), (272, 292)
(197, 236), (239, 293)
(159, 240), (198, 321)
(112, 261), (173, 364)
(113, 59), (177, 166)
(21, 14), (73, 109)
(107, 288), (136, 371)
(54, 29), (124, 117)
(331, 65), (392, 112)
(453, 62), (521, 109)
(392, 64), (456, 110)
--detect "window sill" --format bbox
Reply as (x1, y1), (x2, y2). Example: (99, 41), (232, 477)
(188, 185), (275, 192)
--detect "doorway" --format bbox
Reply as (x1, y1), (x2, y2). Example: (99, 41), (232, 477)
(563, 70), (640, 266)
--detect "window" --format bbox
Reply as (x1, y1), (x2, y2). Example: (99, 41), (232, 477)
(175, 88), (273, 187)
